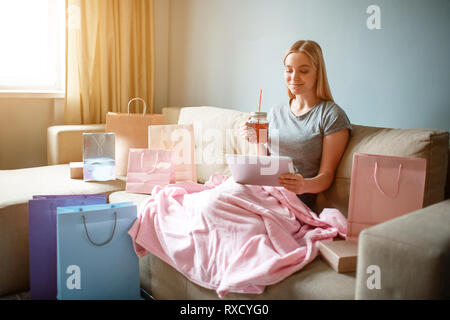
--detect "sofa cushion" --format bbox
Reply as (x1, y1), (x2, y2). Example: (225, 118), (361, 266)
(0, 165), (125, 297)
(177, 107), (258, 183)
(316, 125), (449, 217)
(109, 190), (151, 212)
(139, 252), (355, 300)
(0, 164), (125, 208)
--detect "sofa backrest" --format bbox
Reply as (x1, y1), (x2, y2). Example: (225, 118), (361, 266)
(172, 106), (449, 217)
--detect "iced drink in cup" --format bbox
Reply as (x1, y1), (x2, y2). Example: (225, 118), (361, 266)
(247, 112), (268, 144)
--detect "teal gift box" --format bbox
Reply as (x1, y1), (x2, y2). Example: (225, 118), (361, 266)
(56, 202), (140, 300)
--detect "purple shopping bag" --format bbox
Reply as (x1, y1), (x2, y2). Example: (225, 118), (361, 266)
(28, 194), (107, 300)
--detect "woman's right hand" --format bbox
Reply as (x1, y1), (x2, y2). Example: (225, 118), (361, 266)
(239, 116), (254, 142)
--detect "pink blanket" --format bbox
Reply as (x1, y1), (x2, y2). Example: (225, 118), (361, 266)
(128, 174), (347, 298)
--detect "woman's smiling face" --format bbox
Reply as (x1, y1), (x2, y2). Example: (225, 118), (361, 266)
(284, 52), (317, 96)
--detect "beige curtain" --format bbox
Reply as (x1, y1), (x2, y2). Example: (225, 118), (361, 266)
(65, 0), (155, 124)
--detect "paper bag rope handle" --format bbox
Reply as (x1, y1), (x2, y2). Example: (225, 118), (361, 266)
(82, 212), (117, 247)
(373, 161), (402, 199)
(160, 129), (180, 150)
(50, 201), (87, 228)
(93, 134), (105, 156)
(141, 151), (159, 174)
(127, 97), (147, 115)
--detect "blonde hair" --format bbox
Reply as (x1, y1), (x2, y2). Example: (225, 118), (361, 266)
(283, 40), (334, 102)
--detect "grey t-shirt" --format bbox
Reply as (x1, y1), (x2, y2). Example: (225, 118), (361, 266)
(267, 100), (352, 208)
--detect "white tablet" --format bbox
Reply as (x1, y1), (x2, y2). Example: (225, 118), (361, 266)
(225, 154), (295, 186)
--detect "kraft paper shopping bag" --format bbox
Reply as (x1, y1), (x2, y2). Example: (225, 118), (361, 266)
(56, 202), (140, 300)
(148, 124), (197, 182)
(106, 98), (165, 176)
(28, 194), (107, 300)
(126, 148), (175, 194)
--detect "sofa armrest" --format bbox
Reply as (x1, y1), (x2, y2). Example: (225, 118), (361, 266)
(47, 124), (105, 165)
(355, 199), (450, 299)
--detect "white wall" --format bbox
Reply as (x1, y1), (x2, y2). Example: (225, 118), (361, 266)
(0, 97), (64, 169)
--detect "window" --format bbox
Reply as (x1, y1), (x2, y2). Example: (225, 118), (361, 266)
(0, 0), (65, 93)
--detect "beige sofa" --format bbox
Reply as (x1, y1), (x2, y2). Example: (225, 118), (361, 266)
(0, 106), (448, 299)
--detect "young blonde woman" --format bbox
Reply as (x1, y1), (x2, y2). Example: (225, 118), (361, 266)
(129, 41), (350, 296)
(241, 40), (352, 210)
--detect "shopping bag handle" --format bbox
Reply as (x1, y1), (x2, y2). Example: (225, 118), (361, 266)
(373, 161), (402, 199)
(141, 151), (159, 174)
(160, 129), (180, 150)
(127, 97), (147, 115)
(92, 134), (105, 156)
(82, 211), (117, 247)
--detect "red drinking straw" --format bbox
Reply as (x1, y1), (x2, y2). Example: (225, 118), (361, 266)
(258, 89), (262, 113)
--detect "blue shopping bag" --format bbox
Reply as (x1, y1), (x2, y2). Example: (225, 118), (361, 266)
(56, 202), (140, 300)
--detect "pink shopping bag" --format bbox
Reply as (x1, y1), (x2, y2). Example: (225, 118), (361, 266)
(347, 153), (427, 239)
(148, 124), (197, 183)
(125, 148), (175, 194)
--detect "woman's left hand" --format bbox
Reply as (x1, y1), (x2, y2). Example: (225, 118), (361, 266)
(278, 173), (305, 194)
